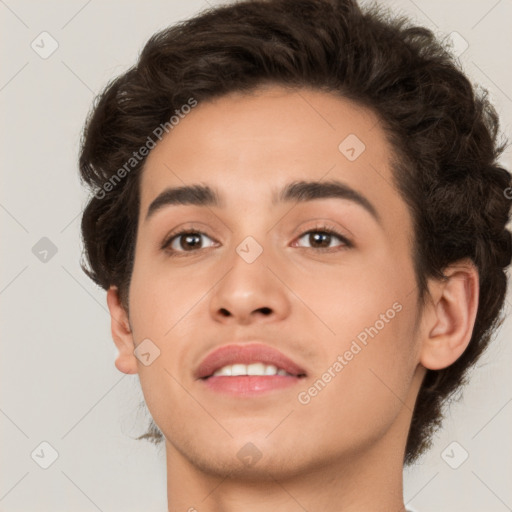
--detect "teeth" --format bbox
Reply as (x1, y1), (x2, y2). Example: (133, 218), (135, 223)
(265, 364), (278, 375)
(231, 364), (247, 376)
(211, 363), (293, 377)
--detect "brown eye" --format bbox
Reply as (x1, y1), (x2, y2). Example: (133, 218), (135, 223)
(295, 228), (350, 250)
(162, 230), (217, 253)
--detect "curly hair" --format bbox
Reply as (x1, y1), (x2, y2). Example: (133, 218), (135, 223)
(78, 0), (511, 466)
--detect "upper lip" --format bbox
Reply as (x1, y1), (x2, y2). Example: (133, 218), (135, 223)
(195, 343), (307, 379)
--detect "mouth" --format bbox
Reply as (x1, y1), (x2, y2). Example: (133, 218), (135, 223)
(208, 362), (303, 378)
(195, 343), (307, 395)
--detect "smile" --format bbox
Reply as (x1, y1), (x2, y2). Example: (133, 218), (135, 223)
(211, 363), (295, 377)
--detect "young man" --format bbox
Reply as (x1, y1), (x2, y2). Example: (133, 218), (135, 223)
(78, 0), (511, 510)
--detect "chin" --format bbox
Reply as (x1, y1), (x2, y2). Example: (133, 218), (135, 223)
(191, 448), (310, 482)
(177, 430), (325, 482)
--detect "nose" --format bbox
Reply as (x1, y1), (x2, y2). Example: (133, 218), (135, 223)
(208, 242), (291, 326)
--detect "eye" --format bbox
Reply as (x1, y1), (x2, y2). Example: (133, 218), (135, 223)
(161, 229), (218, 255)
(293, 225), (352, 251)
(161, 224), (352, 257)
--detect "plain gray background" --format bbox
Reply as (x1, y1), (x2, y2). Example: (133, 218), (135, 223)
(1, 0), (511, 511)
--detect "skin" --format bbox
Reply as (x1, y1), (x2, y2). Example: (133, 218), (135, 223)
(106, 85), (479, 512)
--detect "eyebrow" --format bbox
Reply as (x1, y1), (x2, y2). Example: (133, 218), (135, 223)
(145, 179), (381, 224)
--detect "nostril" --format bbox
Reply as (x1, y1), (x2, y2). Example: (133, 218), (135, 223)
(258, 307), (272, 315)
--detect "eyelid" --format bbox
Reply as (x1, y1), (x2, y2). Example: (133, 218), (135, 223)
(160, 225), (218, 252)
(291, 221), (353, 249)
(160, 221), (218, 244)
(290, 219), (354, 241)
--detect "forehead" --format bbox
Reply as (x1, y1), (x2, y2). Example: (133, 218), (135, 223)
(139, 85), (402, 222)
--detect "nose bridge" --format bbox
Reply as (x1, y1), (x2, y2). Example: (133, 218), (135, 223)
(228, 193), (274, 269)
(208, 221), (290, 323)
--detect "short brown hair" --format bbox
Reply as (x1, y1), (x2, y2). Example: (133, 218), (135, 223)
(78, 0), (511, 465)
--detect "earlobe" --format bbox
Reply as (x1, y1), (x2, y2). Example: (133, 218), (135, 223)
(106, 286), (139, 375)
(420, 260), (479, 371)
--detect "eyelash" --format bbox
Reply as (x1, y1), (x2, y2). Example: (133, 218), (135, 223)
(160, 223), (353, 257)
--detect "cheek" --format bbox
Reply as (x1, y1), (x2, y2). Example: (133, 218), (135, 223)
(291, 253), (408, 342)
(299, 296), (418, 432)
(127, 252), (199, 339)
(295, 263), (418, 425)
(311, 334), (417, 463)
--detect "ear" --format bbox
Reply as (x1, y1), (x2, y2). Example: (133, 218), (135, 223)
(106, 286), (139, 375)
(420, 259), (479, 370)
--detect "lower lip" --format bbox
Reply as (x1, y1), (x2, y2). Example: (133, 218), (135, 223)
(201, 375), (303, 395)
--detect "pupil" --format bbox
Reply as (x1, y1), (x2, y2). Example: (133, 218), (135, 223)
(311, 232), (330, 247)
(183, 233), (201, 250)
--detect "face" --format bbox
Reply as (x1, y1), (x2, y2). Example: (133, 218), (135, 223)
(124, 85), (426, 478)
